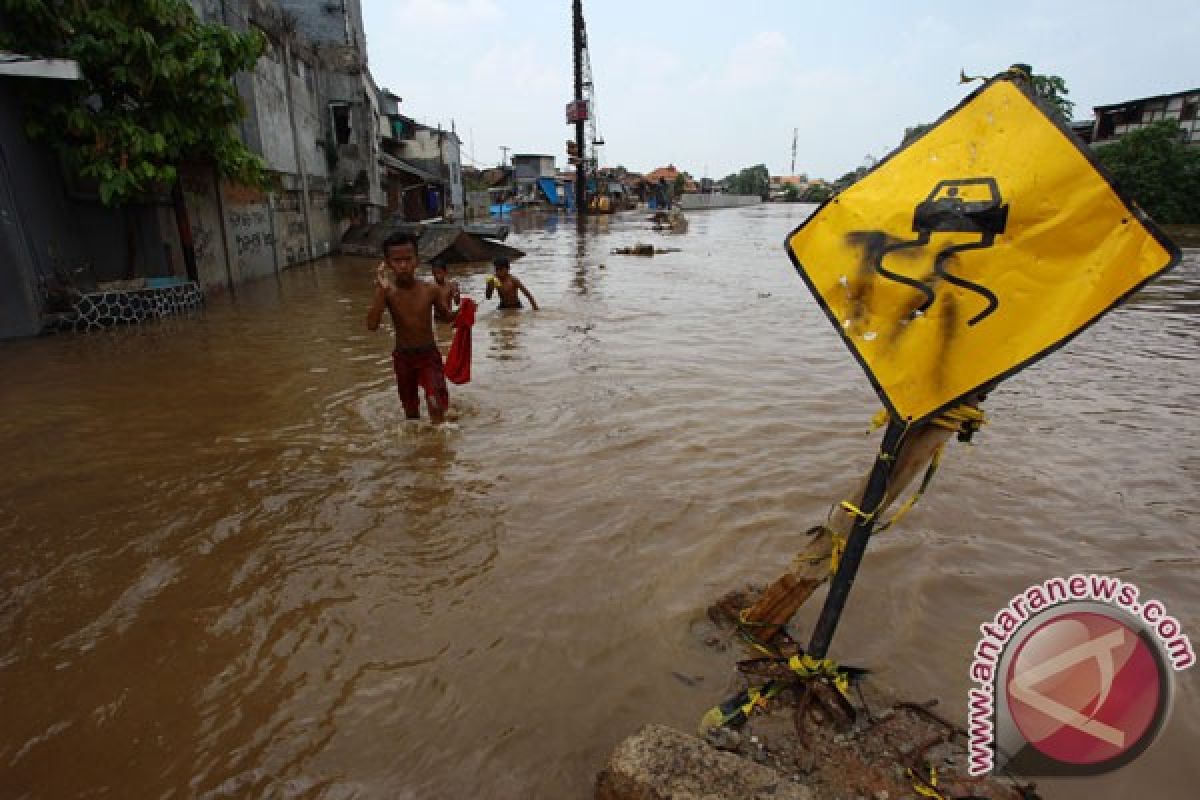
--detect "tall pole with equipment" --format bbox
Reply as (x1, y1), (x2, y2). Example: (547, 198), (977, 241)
(571, 0), (587, 217)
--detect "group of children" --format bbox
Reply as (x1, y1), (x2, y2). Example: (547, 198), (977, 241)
(366, 232), (538, 425)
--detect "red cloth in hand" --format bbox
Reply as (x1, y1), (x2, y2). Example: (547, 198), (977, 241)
(444, 297), (476, 384)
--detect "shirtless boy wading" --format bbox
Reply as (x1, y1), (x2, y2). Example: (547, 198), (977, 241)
(367, 233), (454, 425)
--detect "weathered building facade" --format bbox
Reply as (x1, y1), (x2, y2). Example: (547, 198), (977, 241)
(0, 0), (435, 338)
(377, 90), (465, 222)
(279, 0), (386, 224)
(183, 0), (364, 292)
(1088, 88), (1200, 148)
(511, 154), (556, 201)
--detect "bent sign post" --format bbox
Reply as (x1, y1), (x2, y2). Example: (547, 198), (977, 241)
(782, 72), (1179, 661)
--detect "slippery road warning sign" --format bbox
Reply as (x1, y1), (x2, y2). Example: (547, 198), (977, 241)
(785, 77), (1179, 423)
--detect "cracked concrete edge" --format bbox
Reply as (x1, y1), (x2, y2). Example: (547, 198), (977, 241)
(595, 724), (814, 800)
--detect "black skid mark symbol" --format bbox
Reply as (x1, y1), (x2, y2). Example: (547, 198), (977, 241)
(911, 177), (1008, 325)
(932, 241), (1000, 325)
(845, 231), (936, 316)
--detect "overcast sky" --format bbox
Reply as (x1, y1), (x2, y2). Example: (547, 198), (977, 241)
(361, 0), (1198, 180)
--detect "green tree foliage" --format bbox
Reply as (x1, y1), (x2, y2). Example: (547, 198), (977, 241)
(833, 166), (870, 191)
(1031, 73), (1073, 123)
(801, 183), (833, 203)
(901, 122), (934, 146)
(722, 164), (770, 197)
(1096, 121), (1200, 224)
(672, 172), (688, 198)
(0, 0), (265, 205)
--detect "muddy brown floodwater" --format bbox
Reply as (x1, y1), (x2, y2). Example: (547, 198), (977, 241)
(1, 204), (1197, 799)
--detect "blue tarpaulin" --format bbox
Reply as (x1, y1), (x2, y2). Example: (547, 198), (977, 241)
(537, 177), (561, 206)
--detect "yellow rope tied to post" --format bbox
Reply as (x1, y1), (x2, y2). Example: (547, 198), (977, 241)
(906, 765), (948, 799)
(698, 681), (785, 733)
(735, 609), (787, 658)
(830, 403), (987, 574)
(788, 653), (851, 699)
(930, 404), (987, 435)
(828, 531), (846, 576)
(873, 443), (944, 533)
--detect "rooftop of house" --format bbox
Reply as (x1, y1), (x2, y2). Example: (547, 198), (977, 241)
(643, 164), (681, 183)
(1094, 87), (1200, 113)
(770, 175), (808, 187)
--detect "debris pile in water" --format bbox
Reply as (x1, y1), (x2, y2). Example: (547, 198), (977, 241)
(650, 586), (1045, 800)
(610, 243), (682, 256)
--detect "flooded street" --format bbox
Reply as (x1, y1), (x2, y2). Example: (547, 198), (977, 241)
(1, 204), (1197, 799)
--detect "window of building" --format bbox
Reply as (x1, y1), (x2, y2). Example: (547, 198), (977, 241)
(330, 103), (352, 145)
(1183, 97), (1199, 121)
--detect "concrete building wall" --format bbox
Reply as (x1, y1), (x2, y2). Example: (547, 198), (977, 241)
(308, 188), (334, 254)
(360, 77), (384, 210)
(290, 57), (328, 180)
(323, 69), (385, 220)
(249, 39), (300, 174)
(405, 128), (442, 161)
(272, 188), (308, 267)
(443, 135), (464, 218)
(281, 0), (383, 223)
(221, 183), (276, 282)
(0, 80), (91, 336)
(395, 128), (464, 217)
(513, 155), (556, 181)
(68, 200), (184, 284)
(279, 0), (364, 47)
(180, 165), (233, 292)
(0, 110), (44, 337)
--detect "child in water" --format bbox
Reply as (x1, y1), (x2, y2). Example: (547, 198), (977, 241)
(430, 259), (461, 323)
(366, 232), (454, 425)
(485, 258), (538, 310)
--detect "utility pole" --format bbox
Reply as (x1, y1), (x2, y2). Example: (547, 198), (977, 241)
(790, 127), (798, 176)
(498, 145), (510, 168)
(572, 0), (587, 217)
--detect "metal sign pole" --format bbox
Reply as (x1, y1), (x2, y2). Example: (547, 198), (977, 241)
(572, 0), (587, 218)
(806, 417), (907, 659)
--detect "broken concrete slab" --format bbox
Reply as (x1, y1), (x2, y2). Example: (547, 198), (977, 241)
(594, 724), (812, 800)
(340, 221), (523, 264)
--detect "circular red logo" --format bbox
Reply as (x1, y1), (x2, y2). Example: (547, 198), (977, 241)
(1005, 611), (1164, 767)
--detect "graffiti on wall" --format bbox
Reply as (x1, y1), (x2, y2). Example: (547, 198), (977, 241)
(227, 199), (274, 278)
(192, 223), (214, 263)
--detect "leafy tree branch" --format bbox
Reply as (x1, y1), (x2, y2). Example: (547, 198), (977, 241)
(0, 0), (266, 205)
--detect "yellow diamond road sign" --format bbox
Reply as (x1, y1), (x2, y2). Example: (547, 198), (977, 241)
(785, 78), (1180, 424)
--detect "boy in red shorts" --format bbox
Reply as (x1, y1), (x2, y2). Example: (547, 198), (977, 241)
(366, 233), (455, 424)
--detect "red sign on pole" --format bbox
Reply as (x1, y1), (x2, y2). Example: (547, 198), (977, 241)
(565, 100), (589, 124)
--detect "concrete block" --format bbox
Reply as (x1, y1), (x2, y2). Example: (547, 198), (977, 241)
(595, 724), (812, 800)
